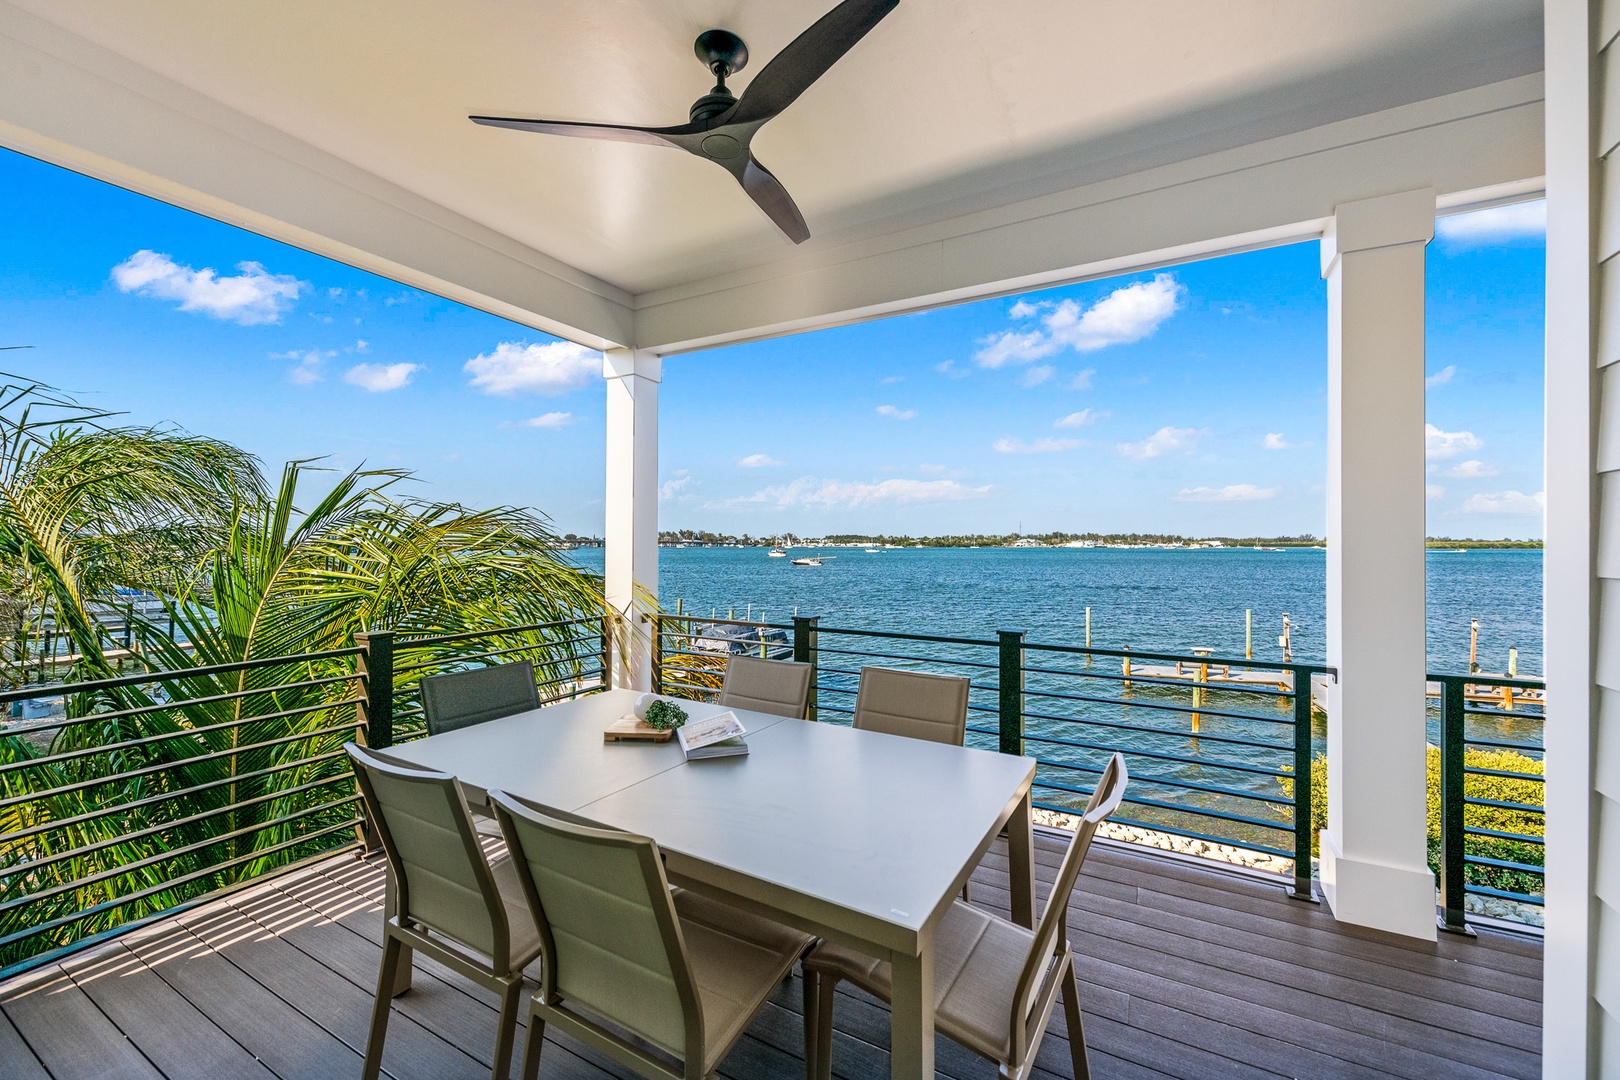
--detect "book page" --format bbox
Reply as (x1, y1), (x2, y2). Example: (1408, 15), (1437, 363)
(676, 710), (747, 753)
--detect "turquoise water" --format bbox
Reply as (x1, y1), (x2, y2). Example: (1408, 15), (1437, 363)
(567, 545), (1543, 850)
(570, 546), (1542, 675)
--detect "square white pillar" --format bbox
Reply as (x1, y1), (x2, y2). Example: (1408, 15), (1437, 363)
(1319, 187), (1438, 941)
(604, 348), (659, 691)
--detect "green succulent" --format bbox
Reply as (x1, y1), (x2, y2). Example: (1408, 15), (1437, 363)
(643, 699), (688, 731)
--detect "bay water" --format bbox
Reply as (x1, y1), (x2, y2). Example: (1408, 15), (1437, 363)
(568, 545), (1543, 850)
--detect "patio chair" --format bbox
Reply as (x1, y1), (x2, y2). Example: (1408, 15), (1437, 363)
(802, 752), (1129, 1080)
(487, 789), (814, 1080)
(852, 666), (970, 745)
(422, 660), (541, 736)
(718, 655), (814, 719)
(346, 743), (542, 1080)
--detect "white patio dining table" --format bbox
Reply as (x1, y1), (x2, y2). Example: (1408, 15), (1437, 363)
(379, 687), (1037, 1080)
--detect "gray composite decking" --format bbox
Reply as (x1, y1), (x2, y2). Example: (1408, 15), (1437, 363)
(0, 834), (1542, 1080)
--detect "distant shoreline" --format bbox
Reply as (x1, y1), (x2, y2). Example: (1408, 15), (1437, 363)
(645, 531), (1543, 550)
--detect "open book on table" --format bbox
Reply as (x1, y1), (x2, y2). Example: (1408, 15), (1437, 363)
(676, 709), (748, 760)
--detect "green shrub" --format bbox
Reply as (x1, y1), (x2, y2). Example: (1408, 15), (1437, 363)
(1282, 747), (1542, 898)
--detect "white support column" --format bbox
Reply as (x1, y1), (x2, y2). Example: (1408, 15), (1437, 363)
(1544, 4), (1598, 1074)
(1319, 187), (1438, 941)
(604, 348), (660, 691)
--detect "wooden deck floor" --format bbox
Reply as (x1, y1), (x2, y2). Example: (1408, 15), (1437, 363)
(0, 835), (1542, 1080)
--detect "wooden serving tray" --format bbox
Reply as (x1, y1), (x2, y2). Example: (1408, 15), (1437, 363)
(603, 715), (675, 743)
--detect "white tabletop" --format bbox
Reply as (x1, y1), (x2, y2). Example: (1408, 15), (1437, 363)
(380, 689), (791, 808)
(575, 717), (1035, 952)
(387, 687), (1034, 955)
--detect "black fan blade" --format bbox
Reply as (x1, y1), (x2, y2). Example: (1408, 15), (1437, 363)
(739, 155), (810, 243)
(729, 0), (899, 126)
(469, 115), (700, 147)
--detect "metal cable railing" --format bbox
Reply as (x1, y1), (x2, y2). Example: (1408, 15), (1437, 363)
(0, 614), (613, 978)
(653, 614), (1331, 901)
(1431, 671), (1545, 932)
(0, 649), (367, 976)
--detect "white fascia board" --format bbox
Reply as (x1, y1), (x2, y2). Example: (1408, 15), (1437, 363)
(634, 74), (1544, 355)
(0, 2), (634, 351)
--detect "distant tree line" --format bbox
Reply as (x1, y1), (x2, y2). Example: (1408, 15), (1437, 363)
(657, 528), (1543, 548)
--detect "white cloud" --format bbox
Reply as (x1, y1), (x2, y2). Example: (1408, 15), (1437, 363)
(1055, 409), (1106, 429)
(523, 411), (574, 428)
(660, 470), (694, 501)
(722, 476), (992, 509)
(1070, 368), (1096, 390)
(1461, 490), (1545, 515)
(975, 274), (1183, 368)
(880, 375), (903, 385)
(1175, 484), (1279, 503)
(1425, 365), (1458, 388)
(935, 359), (970, 379)
(1425, 424), (1483, 460)
(344, 362), (420, 392)
(1117, 426), (1205, 460)
(112, 250), (304, 325)
(876, 404), (916, 420)
(1435, 200), (1546, 244)
(1262, 432), (1292, 451)
(975, 329), (1052, 368)
(465, 340), (601, 396)
(916, 463), (964, 477)
(1018, 365), (1055, 387)
(1448, 459), (1500, 479)
(992, 436), (1084, 454)
(275, 347), (334, 385)
(1427, 484), (1446, 500)
(738, 453), (783, 468)
(1008, 299), (1046, 319)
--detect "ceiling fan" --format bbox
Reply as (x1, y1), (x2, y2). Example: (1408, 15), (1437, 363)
(470, 0), (900, 244)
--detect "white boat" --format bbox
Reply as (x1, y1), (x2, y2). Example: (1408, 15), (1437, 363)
(768, 548), (788, 557)
(791, 556), (821, 566)
(864, 548), (881, 554)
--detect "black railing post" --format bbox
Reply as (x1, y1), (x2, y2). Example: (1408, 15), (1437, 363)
(652, 613), (665, 694)
(355, 630), (394, 750)
(1290, 667), (1318, 902)
(998, 630), (1025, 756)
(794, 616), (820, 722)
(600, 613), (614, 691)
(1439, 675), (1473, 934)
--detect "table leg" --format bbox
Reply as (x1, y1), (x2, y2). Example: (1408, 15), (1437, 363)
(381, 862), (414, 996)
(889, 926), (935, 1080)
(1008, 787), (1036, 929)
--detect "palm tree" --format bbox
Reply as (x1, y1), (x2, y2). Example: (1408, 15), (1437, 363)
(0, 383), (608, 968)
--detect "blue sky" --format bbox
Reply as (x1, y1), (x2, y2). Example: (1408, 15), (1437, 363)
(0, 147), (1545, 539)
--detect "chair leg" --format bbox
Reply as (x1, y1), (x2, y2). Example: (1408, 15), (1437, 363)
(802, 969), (817, 1079)
(520, 1008), (547, 1080)
(1060, 967), (1091, 1080)
(812, 973), (837, 1080)
(492, 979), (524, 1080)
(363, 934), (403, 1080)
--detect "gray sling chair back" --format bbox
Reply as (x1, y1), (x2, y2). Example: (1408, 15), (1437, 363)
(346, 742), (542, 1080)
(718, 655), (814, 719)
(421, 660), (542, 736)
(487, 790), (815, 1080)
(851, 665), (970, 745)
(803, 752), (1129, 1080)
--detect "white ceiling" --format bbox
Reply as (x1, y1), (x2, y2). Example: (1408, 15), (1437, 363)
(14, 0), (1541, 298)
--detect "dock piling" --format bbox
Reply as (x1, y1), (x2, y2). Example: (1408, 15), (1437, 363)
(1245, 609), (1253, 660)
